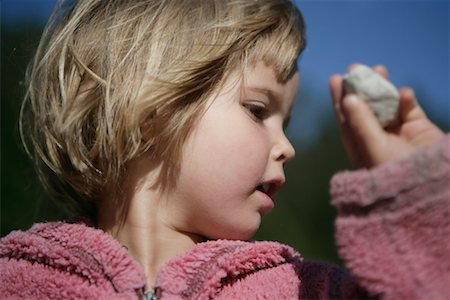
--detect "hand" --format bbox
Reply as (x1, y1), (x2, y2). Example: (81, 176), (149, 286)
(329, 64), (445, 169)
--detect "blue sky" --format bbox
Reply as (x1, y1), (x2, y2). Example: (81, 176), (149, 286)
(292, 0), (449, 143)
(2, 0), (449, 144)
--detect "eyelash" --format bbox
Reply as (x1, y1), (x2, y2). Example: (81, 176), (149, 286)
(244, 103), (268, 121)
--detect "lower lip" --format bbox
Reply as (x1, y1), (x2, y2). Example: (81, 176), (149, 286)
(256, 190), (275, 215)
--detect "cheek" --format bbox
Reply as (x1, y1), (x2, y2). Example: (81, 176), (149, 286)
(182, 109), (269, 196)
(212, 129), (267, 187)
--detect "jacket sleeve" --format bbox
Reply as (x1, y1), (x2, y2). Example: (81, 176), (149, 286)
(330, 135), (450, 300)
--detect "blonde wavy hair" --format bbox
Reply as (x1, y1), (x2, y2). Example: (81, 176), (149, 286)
(20, 0), (306, 221)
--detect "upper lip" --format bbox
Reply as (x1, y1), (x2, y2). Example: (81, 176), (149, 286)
(256, 178), (285, 200)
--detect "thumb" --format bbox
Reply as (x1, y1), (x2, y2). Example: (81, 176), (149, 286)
(342, 94), (385, 156)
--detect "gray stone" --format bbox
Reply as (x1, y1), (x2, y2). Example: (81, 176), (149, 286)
(343, 65), (400, 127)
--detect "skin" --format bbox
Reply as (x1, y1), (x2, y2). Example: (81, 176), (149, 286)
(330, 64), (445, 169)
(98, 61), (298, 288)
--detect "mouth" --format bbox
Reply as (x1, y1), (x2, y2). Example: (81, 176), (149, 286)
(255, 180), (283, 201)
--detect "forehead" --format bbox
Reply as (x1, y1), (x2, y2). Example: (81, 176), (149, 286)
(242, 62), (299, 103)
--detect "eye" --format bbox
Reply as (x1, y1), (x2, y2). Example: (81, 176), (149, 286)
(244, 103), (268, 121)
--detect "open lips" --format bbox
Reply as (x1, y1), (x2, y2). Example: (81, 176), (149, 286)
(256, 180), (283, 200)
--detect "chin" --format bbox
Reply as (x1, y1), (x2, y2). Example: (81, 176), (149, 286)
(207, 224), (260, 241)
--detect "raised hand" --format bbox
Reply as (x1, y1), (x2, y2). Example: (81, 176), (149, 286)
(329, 64), (445, 169)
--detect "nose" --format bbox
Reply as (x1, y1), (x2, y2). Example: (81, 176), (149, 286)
(272, 132), (296, 164)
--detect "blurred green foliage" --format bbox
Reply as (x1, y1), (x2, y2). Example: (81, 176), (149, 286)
(1, 24), (69, 237)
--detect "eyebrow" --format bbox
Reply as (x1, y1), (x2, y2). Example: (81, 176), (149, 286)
(247, 86), (294, 129)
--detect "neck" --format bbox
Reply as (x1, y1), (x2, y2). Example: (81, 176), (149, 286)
(97, 159), (201, 290)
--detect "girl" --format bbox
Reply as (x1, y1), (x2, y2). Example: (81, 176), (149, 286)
(1, 0), (448, 299)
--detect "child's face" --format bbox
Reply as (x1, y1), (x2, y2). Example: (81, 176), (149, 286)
(165, 61), (299, 241)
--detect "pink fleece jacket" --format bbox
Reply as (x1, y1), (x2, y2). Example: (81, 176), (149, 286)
(1, 135), (449, 299)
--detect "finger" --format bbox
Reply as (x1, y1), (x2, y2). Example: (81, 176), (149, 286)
(372, 65), (389, 80)
(329, 75), (364, 166)
(329, 74), (345, 123)
(329, 74), (343, 101)
(342, 94), (386, 157)
(398, 88), (428, 122)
